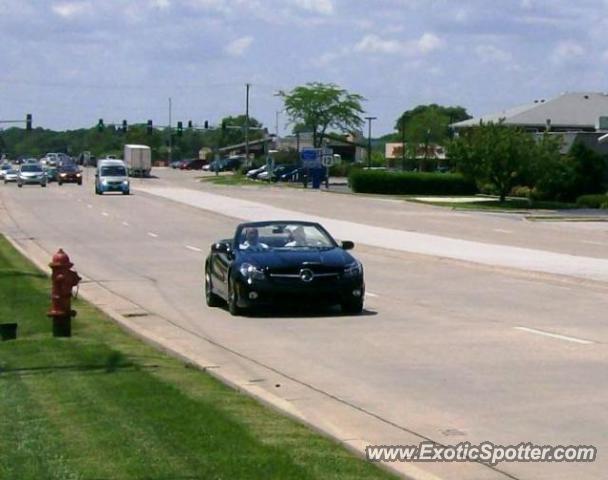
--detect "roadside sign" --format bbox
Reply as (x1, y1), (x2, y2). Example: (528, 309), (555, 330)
(321, 155), (333, 167)
(300, 148), (322, 168)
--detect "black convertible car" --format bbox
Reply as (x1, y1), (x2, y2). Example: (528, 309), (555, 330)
(205, 221), (365, 315)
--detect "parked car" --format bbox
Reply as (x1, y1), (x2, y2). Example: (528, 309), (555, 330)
(245, 165), (267, 179)
(277, 166), (303, 182)
(18, 163), (47, 188)
(204, 220), (365, 316)
(180, 159), (206, 170)
(3, 167), (19, 183)
(58, 164), (83, 185)
(170, 159), (185, 169)
(95, 159), (129, 195)
(0, 163), (13, 180)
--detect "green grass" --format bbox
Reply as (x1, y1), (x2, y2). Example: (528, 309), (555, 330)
(408, 197), (579, 211)
(0, 236), (393, 480)
(200, 173), (267, 187)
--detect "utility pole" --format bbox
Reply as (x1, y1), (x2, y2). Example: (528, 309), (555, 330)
(168, 97), (173, 164)
(400, 115), (406, 171)
(245, 83), (250, 166)
(365, 116), (377, 169)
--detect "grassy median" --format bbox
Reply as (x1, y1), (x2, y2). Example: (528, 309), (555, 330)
(0, 236), (392, 480)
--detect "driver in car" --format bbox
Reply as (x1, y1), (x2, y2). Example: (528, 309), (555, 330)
(285, 226), (307, 247)
(240, 227), (269, 252)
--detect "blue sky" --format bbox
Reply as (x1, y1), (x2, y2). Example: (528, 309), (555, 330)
(1, 0), (607, 135)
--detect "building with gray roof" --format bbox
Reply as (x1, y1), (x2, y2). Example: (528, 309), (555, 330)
(452, 92), (608, 132)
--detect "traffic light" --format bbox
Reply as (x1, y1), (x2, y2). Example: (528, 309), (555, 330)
(204, 120), (209, 129)
(26, 114), (32, 131)
(97, 118), (104, 132)
(177, 121), (183, 137)
(122, 120), (127, 133)
(188, 120), (193, 129)
(147, 120), (153, 134)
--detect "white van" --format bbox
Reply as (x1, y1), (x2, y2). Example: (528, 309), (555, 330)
(95, 159), (130, 195)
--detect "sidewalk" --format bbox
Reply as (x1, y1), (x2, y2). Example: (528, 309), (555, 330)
(135, 185), (608, 283)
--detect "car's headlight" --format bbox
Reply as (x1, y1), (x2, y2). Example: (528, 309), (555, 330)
(239, 263), (265, 281)
(343, 261), (363, 278)
(101, 179), (108, 184)
(122, 180), (129, 185)
(76, 173), (81, 177)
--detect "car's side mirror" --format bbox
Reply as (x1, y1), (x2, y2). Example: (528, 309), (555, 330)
(211, 242), (230, 253)
(341, 240), (354, 250)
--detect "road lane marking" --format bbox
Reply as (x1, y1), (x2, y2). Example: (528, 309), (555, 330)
(122, 221), (129, 227)
(493, 228), (512, 234)
(101, 212), (109, 217)
(185, 245), (203, 252)
(583, 240), (604, 246)
(87, 204), (92, 208)
(514, 326), (594, 345)
(147, 232), (159, 238)
(366, 292), (379, 298)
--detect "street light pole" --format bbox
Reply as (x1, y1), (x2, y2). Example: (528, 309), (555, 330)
(245, 83), (250, 166)
(168, 97), (173, 164)
(365, 116), (377, 168)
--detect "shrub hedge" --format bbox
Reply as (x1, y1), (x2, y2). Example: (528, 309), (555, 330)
(349, 170), (477, 196)
(576, 194), (608, 209)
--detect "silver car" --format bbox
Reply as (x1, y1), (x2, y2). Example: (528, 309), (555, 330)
(3, 168), (19, 183)
(0, 163), (12, 179)
(18, 164), (47, 188)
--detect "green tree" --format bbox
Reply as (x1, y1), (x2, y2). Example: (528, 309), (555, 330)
(448, 124), (535, 202)
(395, 104), (471, 146)
(279, 82), (365, 148)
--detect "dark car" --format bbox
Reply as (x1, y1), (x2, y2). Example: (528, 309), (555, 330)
(204, 220), (365, 316)
(181, 159), (205, 170)
(170, 159), (185, 169)
(58, 164), (82, 185)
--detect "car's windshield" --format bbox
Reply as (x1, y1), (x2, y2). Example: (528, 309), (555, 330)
(21, 165), (43, 172)
(60, 165), (79, 172)
(1, 164), (11, 170)
(100, 166), (126, 176)
(237, 223), (335, 251)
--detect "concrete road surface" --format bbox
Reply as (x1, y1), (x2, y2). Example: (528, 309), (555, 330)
(1, 169), (606, 480)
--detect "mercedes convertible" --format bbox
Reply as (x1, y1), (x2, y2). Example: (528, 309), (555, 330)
(204, 221), (365, 315)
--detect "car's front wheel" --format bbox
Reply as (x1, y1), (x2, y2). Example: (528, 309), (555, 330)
(227, 278), (243, 316)
(205, 268), (222, 307)
(17, 183), (22, 188)
(341, 298), (363, 315)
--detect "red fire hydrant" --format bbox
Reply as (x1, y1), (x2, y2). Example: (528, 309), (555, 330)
(47, 249), (81, 337)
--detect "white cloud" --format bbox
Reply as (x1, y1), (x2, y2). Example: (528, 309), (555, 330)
(151, 0), (171, 9)
(416, 33), (442, 54)
(224, 35), (253, 56)
(355, 34), (401, 54)
(292, 0), (334, 15)
(475, 45), (513, 63)
(354, 32), (443, 56)
(51, 1), (91, 18)
(551, 40), (584, 64)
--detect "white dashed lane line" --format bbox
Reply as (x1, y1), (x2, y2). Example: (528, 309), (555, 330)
(185, 245), (203, 252)
(366, 292), (379, 298)
(493, 228), (512, 234)
(122, 221), (129, 227)
(101, 212), (109, 217)
(147, 232), (159, 238)
(514, 326), (594, 345)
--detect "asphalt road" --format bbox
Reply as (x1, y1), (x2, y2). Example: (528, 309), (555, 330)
(1, 169), (606, 480)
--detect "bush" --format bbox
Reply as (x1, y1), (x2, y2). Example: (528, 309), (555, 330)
(349, 170), (477, 195)
(510, 185), (532, 198)
(329, 162), (362, 177)
(576, 194), (608, 209)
